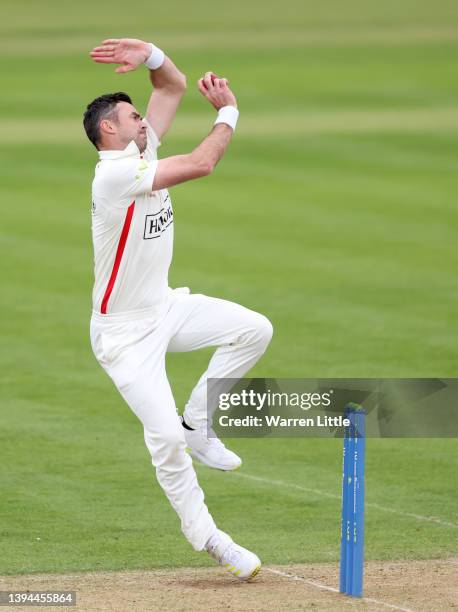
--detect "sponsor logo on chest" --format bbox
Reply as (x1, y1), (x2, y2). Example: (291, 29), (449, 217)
(143, 199), (173, 240)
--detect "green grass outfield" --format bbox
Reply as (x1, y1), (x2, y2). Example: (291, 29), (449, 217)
(1, 0), (457, 575)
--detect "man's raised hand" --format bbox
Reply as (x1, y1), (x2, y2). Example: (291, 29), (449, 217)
(90, 38), (150, 74)
(198, 72), (237, 110)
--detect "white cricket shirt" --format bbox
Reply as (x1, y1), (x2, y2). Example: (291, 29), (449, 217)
(91, 120), (174, 316)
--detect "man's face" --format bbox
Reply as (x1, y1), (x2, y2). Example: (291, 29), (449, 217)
(107, 102), (148, 153)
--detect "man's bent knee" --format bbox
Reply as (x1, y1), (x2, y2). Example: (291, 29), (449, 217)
(254, 314), (273, 350)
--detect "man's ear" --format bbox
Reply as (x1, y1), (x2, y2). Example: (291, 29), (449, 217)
(100, 119), (116, 136)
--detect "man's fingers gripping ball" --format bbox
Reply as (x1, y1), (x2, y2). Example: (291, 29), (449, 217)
(197, 71), (236, 112)
(201, 72), (229, 90)
(203, 72), (217, 89)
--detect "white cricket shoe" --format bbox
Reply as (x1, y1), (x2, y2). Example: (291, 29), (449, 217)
(183, 421), (242, 471)
(206, 530), (261, 581)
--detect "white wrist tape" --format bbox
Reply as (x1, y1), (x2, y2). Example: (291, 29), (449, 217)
(214, 105), (239, 131)
(144, 43), (165, 70)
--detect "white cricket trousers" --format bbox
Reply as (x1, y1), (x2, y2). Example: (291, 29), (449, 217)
(89, 289), (273, 551)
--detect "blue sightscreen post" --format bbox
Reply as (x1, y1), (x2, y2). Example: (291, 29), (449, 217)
(340, 404), (366, 598)
(345, 431), (355, 594)
(339, 430), (350, 592)
(351, 408), (365, 597)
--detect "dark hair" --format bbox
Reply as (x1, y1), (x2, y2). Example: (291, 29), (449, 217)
(83, 92), (133, 149)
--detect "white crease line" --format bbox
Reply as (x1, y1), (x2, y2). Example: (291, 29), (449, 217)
(265, 567), (340, 593)
(265, 567), (415, 612)
(232, 472), (458, 529)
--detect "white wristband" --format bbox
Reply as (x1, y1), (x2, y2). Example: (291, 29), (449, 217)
(214, 105), (239, 131)
(144, 43), (165, 70)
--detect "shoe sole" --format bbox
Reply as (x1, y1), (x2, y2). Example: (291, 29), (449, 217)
(187, 448), (242, 472)
(225, 563), (261, 581)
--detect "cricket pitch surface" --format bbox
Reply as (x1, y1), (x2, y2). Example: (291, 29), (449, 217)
(1, 559), (456, 611)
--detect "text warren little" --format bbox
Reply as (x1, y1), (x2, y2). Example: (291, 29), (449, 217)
(218, 415), (351, 427)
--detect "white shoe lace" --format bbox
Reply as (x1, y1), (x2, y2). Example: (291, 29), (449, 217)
(221, 544), (243, 568)
(206, 532), (232, 562)
(209, 437), (226, 451)
(198, 426), (227, 452)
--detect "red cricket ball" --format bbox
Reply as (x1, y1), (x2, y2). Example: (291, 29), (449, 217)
(202, 73), (219, 89)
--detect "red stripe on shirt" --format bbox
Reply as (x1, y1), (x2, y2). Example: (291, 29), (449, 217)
(100, 201), (135, 314)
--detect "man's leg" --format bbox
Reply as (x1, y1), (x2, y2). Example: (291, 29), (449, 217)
(166, 293), (273, 432)
(91, 310), (263, 580)
(90, 317), (216, 551)
(165, 293), (270, 575)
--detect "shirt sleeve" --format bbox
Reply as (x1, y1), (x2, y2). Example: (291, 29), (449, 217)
(103, 156), (158, 203)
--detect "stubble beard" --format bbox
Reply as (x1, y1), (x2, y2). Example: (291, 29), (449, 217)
(135, 133), (147, 154)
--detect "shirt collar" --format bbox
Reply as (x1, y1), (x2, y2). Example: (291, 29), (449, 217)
(98, 140), (140, 160)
